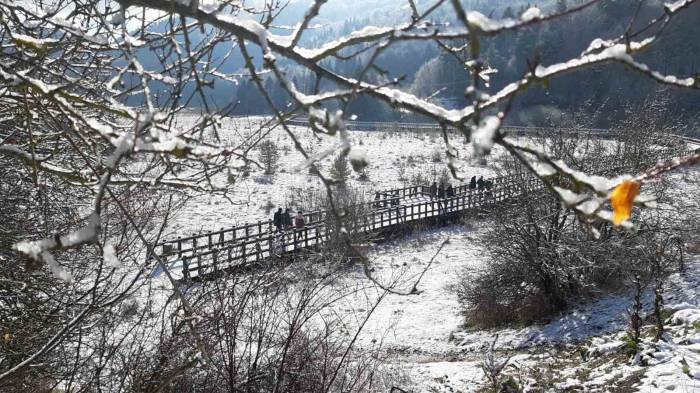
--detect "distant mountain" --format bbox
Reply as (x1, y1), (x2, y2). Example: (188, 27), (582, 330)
(129, 0), (700, 128)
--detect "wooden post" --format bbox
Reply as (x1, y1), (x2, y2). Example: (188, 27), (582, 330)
(208, 231), (212, 249)
(182, 257), (190, 281)
(255, 239), (261, 262)
(177, 237), (182, 258)
(219, 229), (224, 245)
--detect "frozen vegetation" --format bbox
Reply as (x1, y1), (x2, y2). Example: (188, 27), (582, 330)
(3, 0), (700, 391)
(151, 118), (700, 392)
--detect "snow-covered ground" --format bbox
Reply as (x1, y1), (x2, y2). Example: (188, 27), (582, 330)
(159, 116), (700, 392)
(327, 220), (700, 392)
(321, 169), (700, 392)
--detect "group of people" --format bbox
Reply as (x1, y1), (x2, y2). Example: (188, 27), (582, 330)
(428, 175), (491, 201)
(428, 182), (455, 200)
(272, 175), (495, 232)
(469, 175), (492, 190)
(272, 208), (307, 232)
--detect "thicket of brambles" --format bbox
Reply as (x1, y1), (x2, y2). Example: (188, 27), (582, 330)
(1, 0), (699, 391)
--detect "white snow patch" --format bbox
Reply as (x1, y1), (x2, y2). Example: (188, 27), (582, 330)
(521, 7), (541, 22)
(472, 116), (501, 156)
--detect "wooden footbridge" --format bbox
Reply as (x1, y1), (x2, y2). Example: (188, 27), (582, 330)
(154, 145), (698, 281)
(155, 172), (541, 280)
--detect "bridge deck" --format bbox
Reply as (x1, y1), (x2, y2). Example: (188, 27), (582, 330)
(160, 174), (540, 279)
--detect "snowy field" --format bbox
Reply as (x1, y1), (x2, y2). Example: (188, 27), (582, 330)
(324, 172), (700, 392)
(163, 115), (506, 239)
(157, 116), (700, 391)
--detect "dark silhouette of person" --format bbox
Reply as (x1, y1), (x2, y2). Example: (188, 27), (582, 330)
(436, 184), (445, 214)
(446, 184), (455, 210)
(273, 208), (283, 231)
(429, 182), (437, 199)
(391, 191), (403, 222)
(477, 176), (485, 190)
(469, 176), (477, 189)
(295, 211), (305, 229)
(283, 208), (292, 229)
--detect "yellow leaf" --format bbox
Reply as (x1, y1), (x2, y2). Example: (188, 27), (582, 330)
(3, 332), (11, 343)
(610, 180), (641, 226)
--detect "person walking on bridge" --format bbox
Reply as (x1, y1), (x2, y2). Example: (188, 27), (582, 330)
(437, 184), (446, 214)
(283, 208), (292, 230)
(273, 208), (283, 232)
(429, 181), (437, 199)
(295, 211), (305, 229)
(469, 176), (477, 189)
(374, 192), (382, 209)
(477, 176), (485, 190)
(446, 184), (455, 211)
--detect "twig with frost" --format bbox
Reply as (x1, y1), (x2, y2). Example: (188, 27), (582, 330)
(481, 335), (512, 393)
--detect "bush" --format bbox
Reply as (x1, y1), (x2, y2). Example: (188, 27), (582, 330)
(456, 192), (627, 328)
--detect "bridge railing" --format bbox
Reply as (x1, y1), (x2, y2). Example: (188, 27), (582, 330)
(156, 172), (521, 259)
(175, 175), (542, 279)
(160, 147), (696, 279)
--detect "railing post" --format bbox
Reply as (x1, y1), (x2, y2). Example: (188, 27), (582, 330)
(182, 257), (190, 281)
(177, 237), (182, 258)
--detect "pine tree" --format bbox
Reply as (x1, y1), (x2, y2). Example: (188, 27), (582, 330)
(257, 140), (280, 175)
